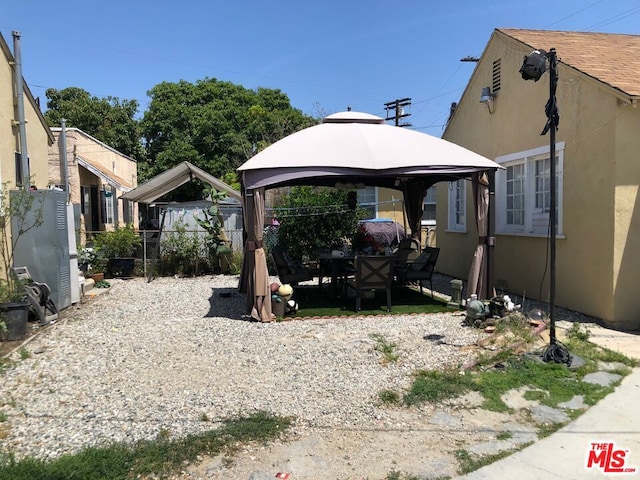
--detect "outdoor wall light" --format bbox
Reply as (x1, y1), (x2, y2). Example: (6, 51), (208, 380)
(479, 87), (496, 113)
(479, 87), (495, 103)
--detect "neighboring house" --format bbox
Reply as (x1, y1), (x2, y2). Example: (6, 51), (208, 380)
(0, 31), (54, 189)
(48, 128), (138, 242)
(439, 28), (640, 330)
(1, 31), (74, 309)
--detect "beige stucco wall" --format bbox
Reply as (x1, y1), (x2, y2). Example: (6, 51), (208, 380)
(48, 129), (138, 238)
(440, 31), (640, 329)
(0, 43), (51, 189)
(611, 105), (640, 329)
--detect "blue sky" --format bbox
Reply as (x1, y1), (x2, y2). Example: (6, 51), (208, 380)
(2, 1), (639, 134)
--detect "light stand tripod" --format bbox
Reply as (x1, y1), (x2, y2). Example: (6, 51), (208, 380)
(520, 48), (571, 365)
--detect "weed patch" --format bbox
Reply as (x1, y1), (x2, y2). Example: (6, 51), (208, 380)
(371, 333), (399, 364)
(399, 335), (631, 412)
(455, 447), (523, 475)
(403, 369), (476, 405)
(378, 389), (400, 405)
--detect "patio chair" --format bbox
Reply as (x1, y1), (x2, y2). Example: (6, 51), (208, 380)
(394, 237), (420, 268)
(345, 255), (395, 312)
(395, 246), (440, 297)
(271, 248), (320, 287)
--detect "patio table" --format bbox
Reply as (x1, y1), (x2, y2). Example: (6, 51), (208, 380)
(319, 252), (355, 298)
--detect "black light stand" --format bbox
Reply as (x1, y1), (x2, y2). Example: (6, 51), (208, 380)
(520, 48), (571, 365)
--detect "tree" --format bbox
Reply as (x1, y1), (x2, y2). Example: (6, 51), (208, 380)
(140, 78), (315, 184)
(275, 187), (366, 260)
(44, 87), (145, 161)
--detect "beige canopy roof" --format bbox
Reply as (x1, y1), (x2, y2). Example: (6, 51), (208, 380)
(120, 161), (241, 204)
(238, 111), (502, 190)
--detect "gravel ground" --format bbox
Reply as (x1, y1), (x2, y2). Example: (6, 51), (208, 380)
(0, 274), (490, 462)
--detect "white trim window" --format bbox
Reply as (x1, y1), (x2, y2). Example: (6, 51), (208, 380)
(447, 179), (466, 231)
(101, 189), (115, 225)
(421, 186), (437, 226)
(495, 142), (564, 235)
(357, 186), (377, 219)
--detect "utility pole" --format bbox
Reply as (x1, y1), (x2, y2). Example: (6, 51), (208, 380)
(384, 98), (412, 127)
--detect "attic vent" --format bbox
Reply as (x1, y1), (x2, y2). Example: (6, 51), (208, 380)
(492, 58), (502, 93)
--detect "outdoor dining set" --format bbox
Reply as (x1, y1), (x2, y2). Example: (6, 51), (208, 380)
(271, 239), (440, 312)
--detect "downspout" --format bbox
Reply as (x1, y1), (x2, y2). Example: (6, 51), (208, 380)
(12, 31), (30, 189)
(59, 119), (70, 202)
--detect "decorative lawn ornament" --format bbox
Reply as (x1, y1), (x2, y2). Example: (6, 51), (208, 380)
(278, 284), (293, 301)
(286, 299), (299, 314)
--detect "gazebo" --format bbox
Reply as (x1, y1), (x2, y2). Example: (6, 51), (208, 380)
(237, 111), (502, 321)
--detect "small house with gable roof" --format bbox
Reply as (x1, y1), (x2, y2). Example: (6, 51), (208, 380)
(439, 28), (640, 330)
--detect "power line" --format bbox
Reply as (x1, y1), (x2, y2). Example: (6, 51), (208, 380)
(542, 0), (605, 28)
(586, 6), (640, 31)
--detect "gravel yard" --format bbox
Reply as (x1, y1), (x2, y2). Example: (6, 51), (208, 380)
(0, 275), (487, 462)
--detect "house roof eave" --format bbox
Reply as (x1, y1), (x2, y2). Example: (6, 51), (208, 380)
(77, 156), (132, 191)
(0, 32), (55, 145)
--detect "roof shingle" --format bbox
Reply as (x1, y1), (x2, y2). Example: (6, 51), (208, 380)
(499, 29), (640, 97)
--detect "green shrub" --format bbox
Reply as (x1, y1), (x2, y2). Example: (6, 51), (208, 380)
(158, 221), (212, 276)
(275, 186), (365, 261)
(93, 224), (141, 258)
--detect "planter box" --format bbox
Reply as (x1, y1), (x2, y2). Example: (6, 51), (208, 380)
(106, 258), (135, 278)
(0, 301), (29, 341)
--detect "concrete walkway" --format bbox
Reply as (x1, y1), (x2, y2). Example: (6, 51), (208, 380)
(459, 325), (640, 479)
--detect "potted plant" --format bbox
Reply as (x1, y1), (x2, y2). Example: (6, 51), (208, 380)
(93, 224), (141, 278)
(0, 181), (44, 341)
(79, 246), (105, 282)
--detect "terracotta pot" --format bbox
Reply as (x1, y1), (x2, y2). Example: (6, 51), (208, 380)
(91, 272), (105, 282)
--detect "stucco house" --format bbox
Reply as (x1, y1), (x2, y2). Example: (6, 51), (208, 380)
(48, 127), (138, 242)
(0, 31), (54, 189)
(439, 28), (640, 330)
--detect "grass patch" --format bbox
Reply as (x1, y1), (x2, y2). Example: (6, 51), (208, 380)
(0, 411), (290, 480)
(455, 447), (526, 475)
(0, 358), (13, 375)
(378, 389), (400, 405)
(288, 284), (451, 318)
(400, 337), (630, 411)
(403, 369), (476, 405)
(386, 470), (423, 480)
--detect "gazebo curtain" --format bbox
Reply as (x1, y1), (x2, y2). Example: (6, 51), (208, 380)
(467, 172), (490, 299)
(401, 181), (429, 242)
(238, 187), (272, 322)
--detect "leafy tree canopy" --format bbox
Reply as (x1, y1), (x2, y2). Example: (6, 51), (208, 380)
(140, 78), (316, 184)
(275, 186), (366, 260)
(44, 87), (145, 161)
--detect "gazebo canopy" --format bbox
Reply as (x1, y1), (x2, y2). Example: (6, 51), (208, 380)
(238, 111), (501, 191)
(236, 111), (503, 322)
